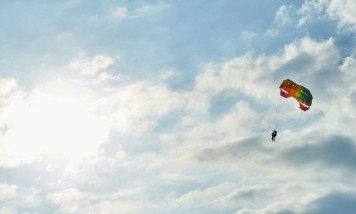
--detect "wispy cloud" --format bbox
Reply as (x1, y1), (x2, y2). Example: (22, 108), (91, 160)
(69, 55), (114, 76)
(111, 5), (153, 20)
(111, 7), (129, 19)
(266, 4), (296, 36)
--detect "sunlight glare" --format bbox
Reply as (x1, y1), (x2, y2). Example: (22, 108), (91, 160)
(4, 92), (109, 164)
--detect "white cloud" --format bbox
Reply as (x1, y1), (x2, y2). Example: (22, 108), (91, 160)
(158, 69), (179, 81)
(111, 5), (153, 20)
(159, 171), (201, 184)
(183, 101), (259, 149)
(298, 0), (328, 26)
(97, 81), (185, 134)
(111, 7), (128, 19)
(327, 0), (356, 29)
(0, 183), (17, 201)
(111, 7), (129, 19)
(136, 6), (153, 15)
(235, 209), (254, 214)
(0, 208), (16, 214)
(298, 0), (356, 29)
(47, 188), (143, 214)
(0, 78), (18, 97)
(47, 188), (89, 204)
(276, 5), (292, 25)
(69, 55), (114, 76)
(80, 201), (143, 214)
(172, 183), (274, 212)
(97, 72), (116, 82)
(266, 4), (295, 36)
(23, 187), (40, 206)
(173, 182), (236, 208)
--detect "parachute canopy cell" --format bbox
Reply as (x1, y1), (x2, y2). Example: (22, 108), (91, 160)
(279, 79), (313, 111)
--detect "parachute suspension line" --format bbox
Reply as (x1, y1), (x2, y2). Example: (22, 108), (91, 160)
(274, 115), (292, 133)
(171, 133), (271, 214)
(273, 101), (299, 135)
(199, 133), (270, 192)
(272, 102), (291, 132)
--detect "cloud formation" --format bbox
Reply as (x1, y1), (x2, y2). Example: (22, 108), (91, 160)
(299, 0), (356, 30)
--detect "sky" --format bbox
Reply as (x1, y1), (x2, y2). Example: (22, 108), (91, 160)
(1, 0), (356, 213)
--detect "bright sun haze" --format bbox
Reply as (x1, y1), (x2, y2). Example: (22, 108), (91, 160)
(4, 89), (109, 164)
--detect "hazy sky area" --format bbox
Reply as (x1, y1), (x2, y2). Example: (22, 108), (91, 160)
(1, 0), (356, 213)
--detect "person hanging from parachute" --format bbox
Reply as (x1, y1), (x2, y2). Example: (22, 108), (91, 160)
(271, 130), (277, 141)
(271, 79), (313, 141)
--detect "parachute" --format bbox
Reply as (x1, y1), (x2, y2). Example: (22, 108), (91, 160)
(279, 79), (313, 111)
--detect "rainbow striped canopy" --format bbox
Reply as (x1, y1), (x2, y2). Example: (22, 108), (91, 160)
(279, 79), (313, 111)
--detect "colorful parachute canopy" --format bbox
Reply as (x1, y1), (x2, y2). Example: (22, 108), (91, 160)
(279, 79), (313, 111)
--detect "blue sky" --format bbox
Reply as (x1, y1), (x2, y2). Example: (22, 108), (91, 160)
(1, 0), (356, 213)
